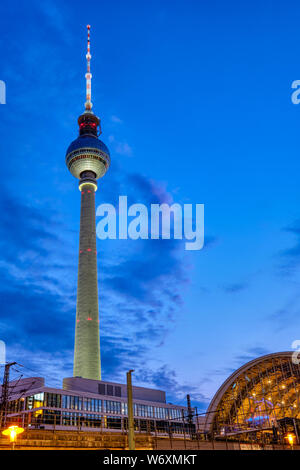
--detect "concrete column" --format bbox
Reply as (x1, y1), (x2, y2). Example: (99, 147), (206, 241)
(73, 182), (101, 380)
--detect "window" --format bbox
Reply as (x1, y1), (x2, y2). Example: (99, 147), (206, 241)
(26, 396), (33, 410)
(121, 402), (128, 415)
(98, 384), (106, 395)
(104, 400), (121, 414)
(115, 386), (121, 397)
(33, 393), (44, 409)
(45, 393), (61, 408)
(93, 399), (102, 412)
(62, 395), (70, 409)
(74, 396), (79, 410)
(107, 385), (113, 396)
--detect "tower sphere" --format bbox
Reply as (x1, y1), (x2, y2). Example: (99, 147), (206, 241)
(66, 133), (110, 180)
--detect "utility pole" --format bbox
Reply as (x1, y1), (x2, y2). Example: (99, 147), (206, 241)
(186, 394), (194, 438)
(127, 370), (135, 450)
(0, 362), (16, 428)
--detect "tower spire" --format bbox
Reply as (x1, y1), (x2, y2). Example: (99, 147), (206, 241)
(85, 24), (92, 111)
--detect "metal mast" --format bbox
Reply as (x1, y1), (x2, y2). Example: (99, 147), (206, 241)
(0, 362), (16, 428)
(85, 25), (93, 112)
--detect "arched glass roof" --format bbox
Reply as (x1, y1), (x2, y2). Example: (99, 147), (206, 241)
(205, 352), (300, 437)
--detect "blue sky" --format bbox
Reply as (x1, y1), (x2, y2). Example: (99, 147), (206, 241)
(1, 0), (300, 411)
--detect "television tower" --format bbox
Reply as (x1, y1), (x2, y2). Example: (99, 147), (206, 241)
(66, 25), (110, 380)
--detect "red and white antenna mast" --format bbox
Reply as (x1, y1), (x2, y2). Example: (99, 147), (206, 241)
(85, 24), (92, 111)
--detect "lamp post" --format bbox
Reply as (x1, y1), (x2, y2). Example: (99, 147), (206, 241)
(2, 425), (24, 450)
(285, 433), (295, 450)
(127, 370), (135, 450)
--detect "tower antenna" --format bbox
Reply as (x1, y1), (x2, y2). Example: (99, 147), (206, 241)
(85, 24), (93, 112)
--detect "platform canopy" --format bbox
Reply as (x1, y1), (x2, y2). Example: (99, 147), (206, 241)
(205, 352), (300, 436)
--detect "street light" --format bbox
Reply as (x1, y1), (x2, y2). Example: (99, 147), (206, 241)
(2, 425), (24, 450)
(127, 370), (135, 451)
(285, 433), (295, 450)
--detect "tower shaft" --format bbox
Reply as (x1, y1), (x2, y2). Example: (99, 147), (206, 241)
(74, 181), (101, 380)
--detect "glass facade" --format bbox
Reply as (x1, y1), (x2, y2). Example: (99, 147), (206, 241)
(103, 400), (121, 414)
(45, 393), (61, 408)
(25, 392), (45, 411)
(21, 392), (182, 421)
(207, 353), (300, 441)
(62, 412), (102, 427)
(6, 389), (188, 434)
(134, 404), (182, 419)
(61, 395), (102, 412)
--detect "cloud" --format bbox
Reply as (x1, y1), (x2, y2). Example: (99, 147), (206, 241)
(0, 195), (57, 262)
(127, 174), (173, 205)
(98, 172), (190, 344)
(268, 219), (300, 331)
(108, 135), (133, 156)
(203, 235), (218, 250)
(267, 292), (300, 332)
(0, 189), (78, 381)
(203, 346), (273, 400)
(136, 365), (210, 411)
(233, 346), (271, 365)
(277, 219), (300, 274)
(0, 169), (194, 397)
(222, 282), (248, 294)
(33, 0), (72, 41)
(115, 142), (133, 156)
(110, 115), (123, 124)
